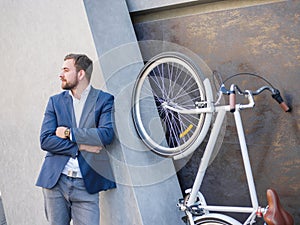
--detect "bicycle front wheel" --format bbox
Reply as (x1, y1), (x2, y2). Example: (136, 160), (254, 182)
(194, 218), (232, 225)
(132, 52), (212, 157)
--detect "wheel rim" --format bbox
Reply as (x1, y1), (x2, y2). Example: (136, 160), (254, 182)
(132, 55), (207, 156)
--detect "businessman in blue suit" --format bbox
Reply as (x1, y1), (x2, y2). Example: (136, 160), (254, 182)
(36, 53), (116, 225)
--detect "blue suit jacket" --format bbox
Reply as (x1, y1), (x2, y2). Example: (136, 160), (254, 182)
(36, 87), (116, 194)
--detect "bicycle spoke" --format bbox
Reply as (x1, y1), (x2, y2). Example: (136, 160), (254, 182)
(132, 52), (211, 156)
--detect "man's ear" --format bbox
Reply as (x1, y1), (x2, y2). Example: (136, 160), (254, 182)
(78, 69), (86, 80)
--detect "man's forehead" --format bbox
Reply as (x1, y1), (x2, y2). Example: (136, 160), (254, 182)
(62, 58), (75, 68)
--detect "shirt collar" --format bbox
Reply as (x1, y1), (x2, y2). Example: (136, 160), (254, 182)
(69, 85), (91, 100)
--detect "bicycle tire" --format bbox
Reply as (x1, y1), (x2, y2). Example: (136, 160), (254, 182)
(194, 217), (233, 225)
(132, 52), (212, 157)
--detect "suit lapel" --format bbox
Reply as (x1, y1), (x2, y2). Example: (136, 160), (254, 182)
(63, 92), (77, 128)
(79, 86), (99, 128)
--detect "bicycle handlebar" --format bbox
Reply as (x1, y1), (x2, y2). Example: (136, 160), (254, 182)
(220, 84), (291, 112)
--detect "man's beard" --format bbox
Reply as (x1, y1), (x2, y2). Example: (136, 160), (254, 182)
(61, 79), (79, 90)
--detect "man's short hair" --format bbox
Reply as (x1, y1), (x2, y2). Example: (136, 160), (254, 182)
(64, 53), (93, 81)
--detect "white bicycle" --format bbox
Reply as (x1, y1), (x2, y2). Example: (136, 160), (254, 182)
(131, 52), (294, 225)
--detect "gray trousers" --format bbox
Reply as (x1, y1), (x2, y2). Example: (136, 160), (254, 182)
(42, 174), (100, 225)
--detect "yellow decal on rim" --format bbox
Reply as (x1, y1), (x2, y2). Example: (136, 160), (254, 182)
(180, 124), (193, 138)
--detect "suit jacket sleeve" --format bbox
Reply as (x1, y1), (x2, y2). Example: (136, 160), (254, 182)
(40, 96), (78, 157)
(71, 92), (115, 146)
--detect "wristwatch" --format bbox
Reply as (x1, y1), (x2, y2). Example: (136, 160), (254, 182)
(64, 128), (70, 139)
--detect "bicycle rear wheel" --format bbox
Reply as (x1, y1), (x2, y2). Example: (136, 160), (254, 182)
(132, 52), (212, 157)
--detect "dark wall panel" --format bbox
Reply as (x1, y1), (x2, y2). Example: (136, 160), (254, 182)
(133, 1), (300, 223)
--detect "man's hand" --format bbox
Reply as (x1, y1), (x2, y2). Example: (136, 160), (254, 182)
(79, 144), (102, 153)
(56, 126), (68, 139)
(56, 127), (102, 153)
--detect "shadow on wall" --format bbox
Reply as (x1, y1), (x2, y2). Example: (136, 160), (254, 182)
(0, 193), (7, 225)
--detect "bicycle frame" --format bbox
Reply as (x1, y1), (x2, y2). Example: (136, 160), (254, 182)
(132, 52), (293, 224)
(169, 80), (266, 225)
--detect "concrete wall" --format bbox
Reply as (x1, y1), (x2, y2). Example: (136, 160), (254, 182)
(0, 0), (298, 224)
(0, 1), (102, 224)
(0, 0), (184, 224)
(133, 0), (300, 223)
(83, 0), (183, 224)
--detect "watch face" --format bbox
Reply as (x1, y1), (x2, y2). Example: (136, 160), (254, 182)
(64, 129), (70, 136)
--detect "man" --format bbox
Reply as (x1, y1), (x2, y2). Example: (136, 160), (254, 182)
(36, 54), (116, 225)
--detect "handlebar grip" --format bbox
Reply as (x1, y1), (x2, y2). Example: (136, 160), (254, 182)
(229, 92), (236, 112)
(272, 90), (291, 112)
(279, 102), (291, 112)
(229, 84), (236, 113)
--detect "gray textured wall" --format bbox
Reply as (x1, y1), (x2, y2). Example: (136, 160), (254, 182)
(133, 0), (300, 224)
(0, 0), (185, 224)
(0, 1), (103, 224)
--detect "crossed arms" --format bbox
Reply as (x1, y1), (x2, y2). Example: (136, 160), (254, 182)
(40, 93), (114, 157)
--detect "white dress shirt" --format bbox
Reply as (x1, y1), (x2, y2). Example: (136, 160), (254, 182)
(62, 85), (91, 178)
